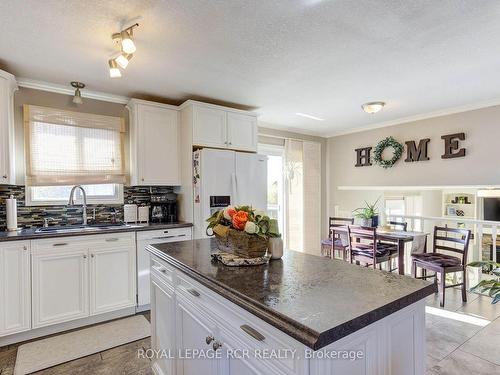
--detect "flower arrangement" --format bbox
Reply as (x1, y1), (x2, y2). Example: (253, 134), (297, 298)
(207, 205), (280, 238)
(206, 206), (280, 258)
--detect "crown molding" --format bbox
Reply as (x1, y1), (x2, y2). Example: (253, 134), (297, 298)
(326, 97), (500, 138)
(16, 77), (130, 104)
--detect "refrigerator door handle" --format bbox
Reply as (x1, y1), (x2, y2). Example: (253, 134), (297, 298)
(231, 172), (237, 206)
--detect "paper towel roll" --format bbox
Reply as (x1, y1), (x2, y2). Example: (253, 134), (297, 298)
(6, 195), (18, 231)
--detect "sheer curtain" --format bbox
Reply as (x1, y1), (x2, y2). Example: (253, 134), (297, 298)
(284, 139), (321, 254)
(24, 105), (126, 186)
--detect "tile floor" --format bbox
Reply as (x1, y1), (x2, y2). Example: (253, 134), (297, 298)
(0, 292), (498, 374)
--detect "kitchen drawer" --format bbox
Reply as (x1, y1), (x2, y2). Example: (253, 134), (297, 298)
(151, 257), (175, 286)
(175, 270), (307, 375)
(32, 232), (135, 254)
(137, 227), (192, 241)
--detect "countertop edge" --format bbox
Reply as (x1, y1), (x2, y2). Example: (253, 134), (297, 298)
(0, 222), (193, 242)
(147, 245), (436, 350)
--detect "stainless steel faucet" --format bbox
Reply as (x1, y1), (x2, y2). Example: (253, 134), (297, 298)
(68, 185), (88, 225)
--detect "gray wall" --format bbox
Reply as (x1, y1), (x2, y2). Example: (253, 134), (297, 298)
(327, 105), (500, 216)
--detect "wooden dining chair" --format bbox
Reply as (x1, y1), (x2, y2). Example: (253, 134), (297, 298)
(347, 225), (399, 270)
(411, 226), (471, 307)
(321, 217), (353, 259)
(388, 220), (408, 231)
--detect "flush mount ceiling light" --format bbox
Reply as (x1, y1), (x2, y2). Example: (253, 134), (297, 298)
(295, 112), (325, 121)
(108, 23), (139, 78)
(71, 81), (85, 104)
(108, 59), (121, 78)
(361, 101), (386, 114)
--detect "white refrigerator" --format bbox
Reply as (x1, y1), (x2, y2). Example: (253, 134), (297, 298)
(193, 149), (267, 238)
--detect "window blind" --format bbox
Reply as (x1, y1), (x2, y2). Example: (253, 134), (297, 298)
(24, 105), (126, 186)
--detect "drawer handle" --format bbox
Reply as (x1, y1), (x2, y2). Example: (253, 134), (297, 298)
(240, 324), (265, 341)
(53, 243), (68, 247)
(105, 238), (119, 242)
(152, 236), (176, 240)
(163, 230), (169, 234)
(187, 288), (200, 297)
(160, 268), (167, 274)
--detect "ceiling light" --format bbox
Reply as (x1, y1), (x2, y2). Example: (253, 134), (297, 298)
(108, 59), (121, 78)
(120, 30), (136, 54)
(361, 101), (385, 114)
(71, 81), (85, 104)
(295, 112), (325, 121)
(115, 53), (133, 69)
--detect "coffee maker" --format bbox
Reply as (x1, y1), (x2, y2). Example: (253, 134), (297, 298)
(150, 192), (178, 223)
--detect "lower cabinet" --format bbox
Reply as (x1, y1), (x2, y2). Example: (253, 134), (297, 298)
(32, 245), (89, 328)
(0, 241), (31, 337)
(90, 242), (136, 315)
(32, 233), (136, 329)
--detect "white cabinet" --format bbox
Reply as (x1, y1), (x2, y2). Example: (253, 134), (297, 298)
(32, 233), (136, 328)
(175, 293), (220, 375)
(226, 112), (258, 152)
(151, 274), (176, 375)
(32, 243), (89, 328)
(193, 106), (227, 148)
(128, 99), (181, 186)
(183, 101), (258, 152)
(0, 69), (18, 185)
(0, 241), (30, 337)
(89, 236), (136, 315)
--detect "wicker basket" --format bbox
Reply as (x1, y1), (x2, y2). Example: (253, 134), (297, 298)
(227, 229), (268, 258)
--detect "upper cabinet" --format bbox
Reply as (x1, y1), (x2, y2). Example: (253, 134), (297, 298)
(0, 69), (18, 185)
(183, 101), (258, 152)
(128, 99), (181, 186)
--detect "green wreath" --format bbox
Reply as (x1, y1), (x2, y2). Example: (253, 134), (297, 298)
(373, 136), (404, 169)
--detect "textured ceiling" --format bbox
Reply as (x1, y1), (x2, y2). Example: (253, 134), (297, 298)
(2, 1), (500, 136)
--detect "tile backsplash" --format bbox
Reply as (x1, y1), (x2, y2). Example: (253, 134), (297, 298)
(0, 185), (175, 230)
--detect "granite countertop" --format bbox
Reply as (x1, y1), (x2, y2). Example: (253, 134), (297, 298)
(147, 238), (436, 350)
(0, 222), (193, 242)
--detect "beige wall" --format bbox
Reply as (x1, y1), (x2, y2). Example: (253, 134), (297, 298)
(258, 125), (328, 238)
(13, 87), (128, 184)
(327, 105), (500, 216)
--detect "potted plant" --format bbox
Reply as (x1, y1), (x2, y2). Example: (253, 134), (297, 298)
(352, 198), (380, 227)
(206, 205), (280, 258)
(468, 261), (500, 304)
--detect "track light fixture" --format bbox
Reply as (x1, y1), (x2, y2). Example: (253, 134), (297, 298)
(71, 81), (85, 104)
(108, 59), (121, 78)
(108, 23), (139, 78)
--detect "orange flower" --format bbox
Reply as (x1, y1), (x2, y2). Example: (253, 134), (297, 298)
(232, 211), (249, 230)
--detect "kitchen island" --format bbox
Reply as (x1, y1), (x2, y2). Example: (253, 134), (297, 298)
(146, 238), (436, 375)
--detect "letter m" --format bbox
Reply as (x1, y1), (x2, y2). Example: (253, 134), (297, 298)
(405, 139), (430, 162)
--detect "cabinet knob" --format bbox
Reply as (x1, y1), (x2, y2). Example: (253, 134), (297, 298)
(212, 340), (222, 351)
(2, 175), (7, 179)
(229, 142), (232, 145)
(83, 254), (87, 259)
(141, 178), (145, 182)
(205, 335), (214, 345)
(23, 246), (27, 251)
(91, 254), (95, 258)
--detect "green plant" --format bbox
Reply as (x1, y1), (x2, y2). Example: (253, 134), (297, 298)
(352, 198), (380, 219)
(468, 261), (500, 304)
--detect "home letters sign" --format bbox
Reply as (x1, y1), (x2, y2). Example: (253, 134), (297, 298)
(355, 132), (466, 168)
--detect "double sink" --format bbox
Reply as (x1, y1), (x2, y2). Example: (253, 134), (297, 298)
(34, 223), (133, 234)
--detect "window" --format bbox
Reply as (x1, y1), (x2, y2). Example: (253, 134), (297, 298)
(26, 184), (123, 206)
(23, 105), (126, 206)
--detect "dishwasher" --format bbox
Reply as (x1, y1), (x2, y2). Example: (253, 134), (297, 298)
(136, 227), (192, 312)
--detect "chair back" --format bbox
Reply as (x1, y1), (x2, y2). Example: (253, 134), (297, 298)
(347, 225), (377, 255)
(388, 220), (408, 231)
(329, 217), (354, 228)
(433, 226), (471, 266)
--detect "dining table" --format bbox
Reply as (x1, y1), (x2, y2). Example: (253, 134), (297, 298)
(330, 225), (428, 275)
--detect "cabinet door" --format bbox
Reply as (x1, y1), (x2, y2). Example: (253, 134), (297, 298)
(90, 243), (136, 315)
(0, 72), (16, 185)
(32, 248), (89, 328)
(192, 106), (227, 148)
(137, 104), (180, 185)
(0, 241), (30, 336)
(151, 275), (176, 375)
(175, 294), (220, 375)
(227, 112), (257, 152)
(218, 330), (265, 375)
